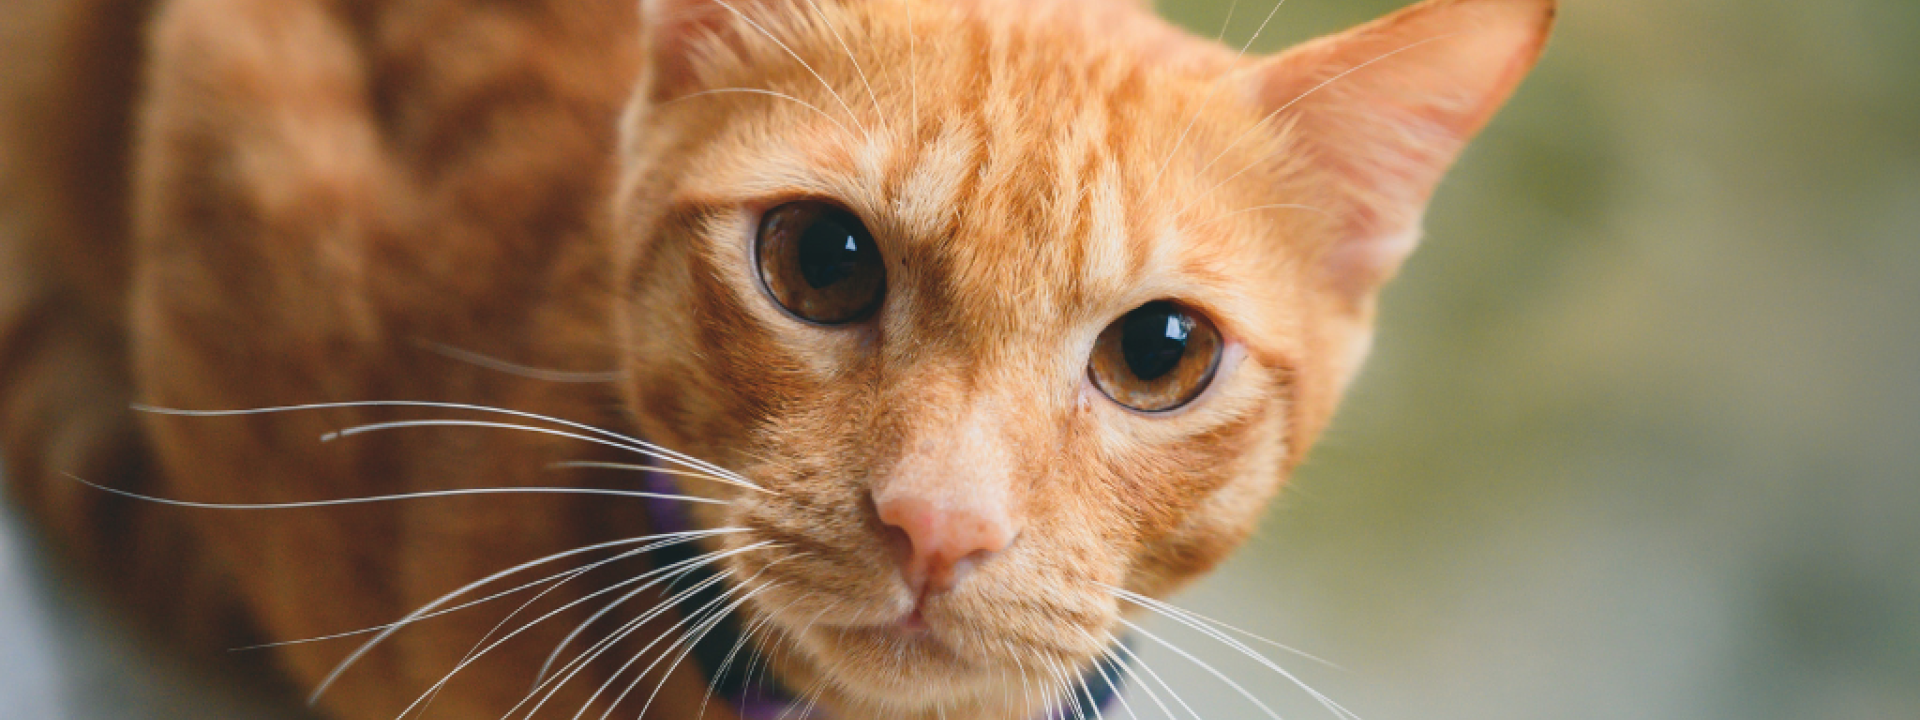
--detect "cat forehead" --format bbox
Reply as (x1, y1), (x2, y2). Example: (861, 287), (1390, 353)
(676, 108), (1299, 369)
(658, 1), (1310, 353)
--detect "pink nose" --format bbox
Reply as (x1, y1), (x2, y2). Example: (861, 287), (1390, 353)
(874, 490), (1017, 596)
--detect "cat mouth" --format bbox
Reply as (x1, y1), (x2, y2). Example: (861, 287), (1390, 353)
(802, 603), (983, 677)
(824, 610), (958, 653)
(834, 620), (952, 651)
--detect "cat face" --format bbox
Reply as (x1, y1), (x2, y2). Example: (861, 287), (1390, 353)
(610, 0), (1550, 714)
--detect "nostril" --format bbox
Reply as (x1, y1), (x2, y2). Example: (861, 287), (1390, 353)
(950, 543), (1006, 580)
(967, 516), (1015, 555)
(877, 513), (914, 568)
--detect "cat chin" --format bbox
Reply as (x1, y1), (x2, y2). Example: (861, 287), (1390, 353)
(732, 547), (1121, 710)
(772, 612), (1102, 716)
(803, 641), (1021, 716)
(773, 617), (1002, 700)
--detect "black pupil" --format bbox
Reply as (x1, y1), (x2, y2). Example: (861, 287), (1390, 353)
(796, 212), (868, 289)
(1120, 301), (1191, 382)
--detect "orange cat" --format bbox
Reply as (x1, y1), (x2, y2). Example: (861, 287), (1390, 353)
(0, 0), (1552, 718)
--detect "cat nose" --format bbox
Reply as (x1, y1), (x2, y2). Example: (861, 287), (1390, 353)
(874, 489), (1017, 597)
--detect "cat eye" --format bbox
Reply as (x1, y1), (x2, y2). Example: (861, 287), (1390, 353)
(1088, 301), (1223, 413)
(755, 201), (886, 324)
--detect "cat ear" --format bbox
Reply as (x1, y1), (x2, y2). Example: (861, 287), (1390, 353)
(640, 0), (822, 101)
(1246, 0), (1554, 302)
(641, 0), (751, 100)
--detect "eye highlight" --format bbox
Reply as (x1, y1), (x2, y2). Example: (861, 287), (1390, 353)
(1089, 301), (1223, 413)
(755, 201), (885, 324)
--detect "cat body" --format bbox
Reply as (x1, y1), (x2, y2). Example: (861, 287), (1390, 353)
(0, 0), (1553, 718)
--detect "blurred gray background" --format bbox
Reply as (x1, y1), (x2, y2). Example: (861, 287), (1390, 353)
(1132, 0), (1920, 718)
(3, 0), (1915, 718)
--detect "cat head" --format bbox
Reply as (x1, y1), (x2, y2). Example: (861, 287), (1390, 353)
(610, 0), (1551, 714)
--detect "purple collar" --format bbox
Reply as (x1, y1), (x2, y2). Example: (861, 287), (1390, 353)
(638, 466), (1127, 720)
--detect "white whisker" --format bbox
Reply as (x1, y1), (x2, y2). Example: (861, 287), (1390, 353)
(1056, 655), (1093, 720)
(736, 607), (786, 712)
(665, 87), (856, 138)
(1035, 656), (1063, 719)
(396, 542), (773, 720)
(62, 472), (721, 512)
(524, 544), (768, 704)
(132, 400), (756, 490)
(1013, 654), (1035, 718)
(533, 581), (653, 689)
(1146, 0), (1291, 194)
(523, 544), (792, 720)
(1108, 635), (1204, 720)
(1075, 627), (1167, 720)
(1117, 617), (1284, 720)
(781, 673), (830, 720)
(324, 418), (745, 485)
(1215, 0), (1241, 43)
(550, 460), (773, 496)
(238, 529), (741, 652)
(699, 590), (813, 720)
(313, 534), (736, 705)
(635, 563), (796, 720)
(1089, 642), (1140, 720)
(428, 548), (737, 718)
(413, 340), (623, 383)
(707, 0), (869, 137)
(800, 0), (887, 134)
(1087, 635), (1151, 720)
(772, 603), (839, 720)
(589, 574), (752, 720)
(416, 539), (747, 717)
(1107, 586), (1357, 719)
(1103, 584), (1341, 669)
(544, 572), (739, 720)
(1079, 667), (1107, 720)
(430, 541), (770, 717)
(1032, 657), (1060, 720)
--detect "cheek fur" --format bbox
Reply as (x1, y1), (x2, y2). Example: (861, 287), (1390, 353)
(623, 204), (1291, 623)
(1102, 397), (1288, 593)
(623, 213), (822, 462)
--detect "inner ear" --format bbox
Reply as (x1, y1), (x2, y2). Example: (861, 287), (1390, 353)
(1245, 0), (1555, 302)
(640, 0), (822, 102)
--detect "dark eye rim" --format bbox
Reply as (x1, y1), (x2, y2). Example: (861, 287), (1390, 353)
(1087, 300), (1227, 415)
(750, 199), (887, 327)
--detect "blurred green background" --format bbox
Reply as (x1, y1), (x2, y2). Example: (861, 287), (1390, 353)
(1130, 0), (1920, 718)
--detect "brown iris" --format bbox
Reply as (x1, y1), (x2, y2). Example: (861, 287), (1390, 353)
(755, 201), (885, 324)
(1089, 301), (1223, 412)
